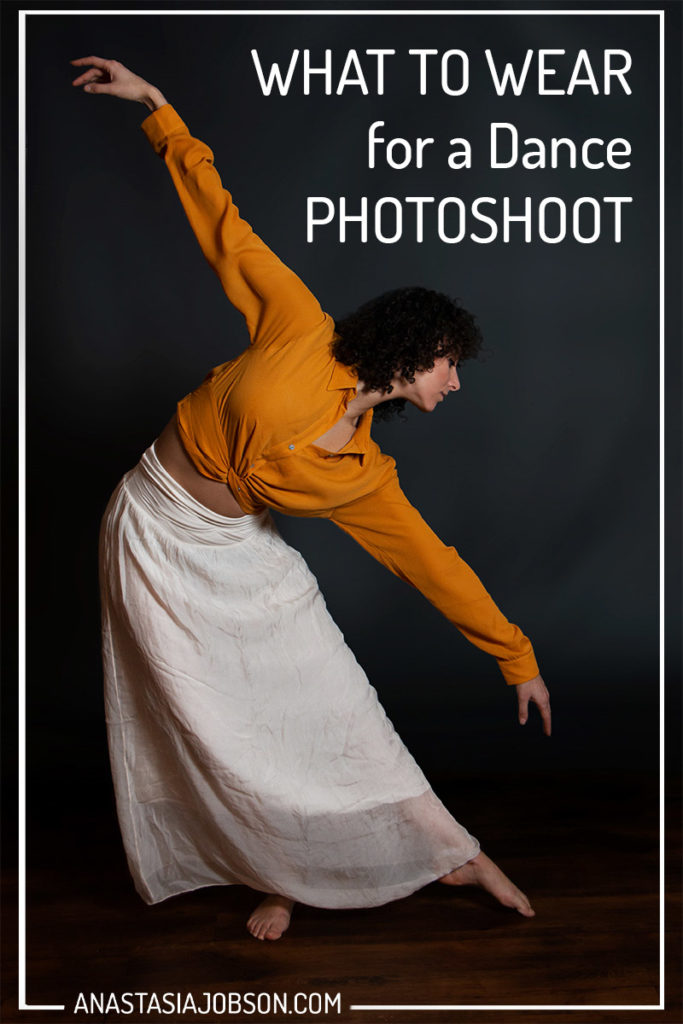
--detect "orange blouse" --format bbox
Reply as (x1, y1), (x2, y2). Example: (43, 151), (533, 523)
(141, 104), (539, 686)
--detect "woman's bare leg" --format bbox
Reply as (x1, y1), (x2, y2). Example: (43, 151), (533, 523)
(247, 895), (295, 940)
(439, 850), (535, 917)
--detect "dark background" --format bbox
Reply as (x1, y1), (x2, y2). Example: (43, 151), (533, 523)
(2, 2), (681, 1018)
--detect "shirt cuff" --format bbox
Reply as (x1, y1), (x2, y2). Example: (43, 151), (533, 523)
(140, 104), (188, 153)
(498, 649), (540, 686)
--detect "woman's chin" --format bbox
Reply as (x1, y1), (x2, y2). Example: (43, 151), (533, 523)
(406, 396), (438, 414)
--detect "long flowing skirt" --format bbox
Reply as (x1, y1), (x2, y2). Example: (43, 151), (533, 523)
(99, 445), (480, 907)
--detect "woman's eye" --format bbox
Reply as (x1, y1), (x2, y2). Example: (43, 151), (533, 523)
(448, 358), (456, 367)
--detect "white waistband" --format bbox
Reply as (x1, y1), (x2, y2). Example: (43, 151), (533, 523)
(122, 444), (270, 544)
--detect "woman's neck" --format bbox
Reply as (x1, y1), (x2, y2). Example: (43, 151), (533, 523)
(346, 377), (406, 419)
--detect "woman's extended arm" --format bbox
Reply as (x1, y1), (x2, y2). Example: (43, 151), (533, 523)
(71, 57), (328, 350)
(330, 468), (551, 734)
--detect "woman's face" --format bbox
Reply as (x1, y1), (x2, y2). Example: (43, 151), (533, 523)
(404, 356), (461, 412)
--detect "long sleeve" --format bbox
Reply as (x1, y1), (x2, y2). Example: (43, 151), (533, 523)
(329, 468), (539, 685)
(141, 105), (328, 349)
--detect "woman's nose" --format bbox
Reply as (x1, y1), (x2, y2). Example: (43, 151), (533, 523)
(449, 367), (461, 391)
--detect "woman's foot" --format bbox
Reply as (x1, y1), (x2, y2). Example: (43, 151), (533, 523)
(439, 850), (535, 917)
(247, 895), (294, 940)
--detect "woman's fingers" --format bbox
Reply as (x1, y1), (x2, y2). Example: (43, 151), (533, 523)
(71, 67), (106, 87)
(72, 67), (115, 95)
(83, 81), (115, 95)
(70, 55), (112, 69)
(69, 57), (156, 104)
(517, 691), (529, 726)
(71, 57), (116, 91)
(537, 695), (552, 736)
(515, 675), (552, 737)
(530, 693), (552, 736)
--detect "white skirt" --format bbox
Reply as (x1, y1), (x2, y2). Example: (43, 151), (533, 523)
(99, 445), (480, 907)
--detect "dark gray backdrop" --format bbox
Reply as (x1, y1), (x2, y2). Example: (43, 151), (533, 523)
(19, 5), (677, 817)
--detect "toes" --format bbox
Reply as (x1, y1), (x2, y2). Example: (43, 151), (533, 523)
(247, 915), (266, 940)
(247, 897), (293, 941)
(516, 893), (535, 917)
(247, 912), (286, 940)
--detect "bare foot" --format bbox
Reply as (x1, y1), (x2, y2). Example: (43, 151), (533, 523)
(246, 895), (294, 941)
(439, 851), (535, 917)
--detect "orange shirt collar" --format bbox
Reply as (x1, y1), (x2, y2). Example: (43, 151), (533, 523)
(327, 360), (358, 391)
(326, 360), (372, 456)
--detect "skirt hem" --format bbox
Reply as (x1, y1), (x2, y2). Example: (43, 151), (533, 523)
(136, 843), (481, 910)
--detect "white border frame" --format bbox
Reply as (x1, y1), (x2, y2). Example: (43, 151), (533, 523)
(17, 7), (666, 1015)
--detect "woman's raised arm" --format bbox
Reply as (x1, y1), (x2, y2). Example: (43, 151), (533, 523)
(71, 57), (329, 350)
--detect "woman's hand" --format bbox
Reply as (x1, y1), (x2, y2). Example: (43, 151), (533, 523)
(515, 674), (551, 736)
(70, 57), (167, 111)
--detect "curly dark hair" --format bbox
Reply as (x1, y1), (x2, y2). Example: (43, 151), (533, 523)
(333, 286), (483, 421)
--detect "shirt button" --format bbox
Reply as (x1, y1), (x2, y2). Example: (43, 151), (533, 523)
(288, 444), (295, 450)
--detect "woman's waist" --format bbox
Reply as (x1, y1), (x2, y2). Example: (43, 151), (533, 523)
(155, 413), (248, 518)
(122, 439), (269, 543)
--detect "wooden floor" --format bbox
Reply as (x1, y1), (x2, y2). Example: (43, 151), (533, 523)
(2, 771), (679, 1024)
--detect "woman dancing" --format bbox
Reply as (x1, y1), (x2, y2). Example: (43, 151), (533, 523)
(73, 56), (552, 942)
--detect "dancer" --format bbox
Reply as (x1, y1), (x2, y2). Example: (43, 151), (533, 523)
(73, 57), (551, 941)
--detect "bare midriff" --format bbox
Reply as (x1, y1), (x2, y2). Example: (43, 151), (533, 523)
(154, 414), (248, 518)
